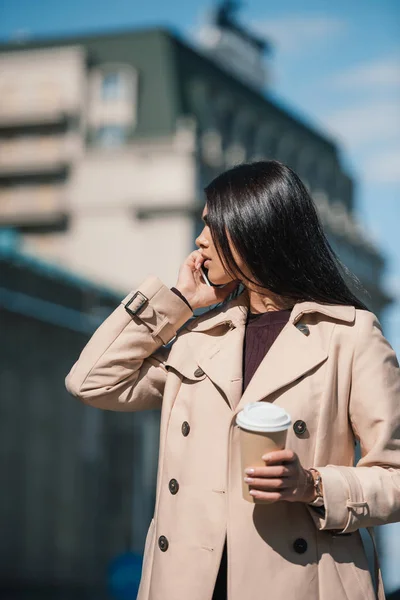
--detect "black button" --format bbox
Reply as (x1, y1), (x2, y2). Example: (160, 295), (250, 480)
(181, 421), (190, 436)
(194, 367), (205, 378)
(169, 478), (179, 495)
(293, 538), (308, 554)
(158, 535), (169, 552)
(293, 420), (307, 436)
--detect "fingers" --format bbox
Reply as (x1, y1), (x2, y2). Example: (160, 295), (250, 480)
(249, 491), (282, 502)
(243, 464), (292, 492)
(243, 450), (304, 503)
(248, 489), (293, 502)
(244, 477), (290, 490)
(194, 254), (203, 271)
(245, 465), (291, 478)
(186, 250), (203, 270)
(261, 449), (296, 465)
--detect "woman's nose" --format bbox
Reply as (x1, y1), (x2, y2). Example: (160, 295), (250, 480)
(195, 231), (209, 249)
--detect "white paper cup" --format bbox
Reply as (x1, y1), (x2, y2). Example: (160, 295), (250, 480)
(236, 403), (291, 503)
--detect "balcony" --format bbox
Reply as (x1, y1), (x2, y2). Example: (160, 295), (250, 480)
(0, 76), (82, 131)
(0, 45), (85, 130)
(0, 136), (78, 181)
(0, 91), (76, 129)
(0, 185), (68, 231)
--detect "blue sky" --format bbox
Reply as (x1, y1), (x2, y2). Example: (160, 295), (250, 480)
(0, 0), (399, 588)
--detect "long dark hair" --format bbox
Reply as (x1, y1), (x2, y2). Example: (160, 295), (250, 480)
(204, 160), (369, 310)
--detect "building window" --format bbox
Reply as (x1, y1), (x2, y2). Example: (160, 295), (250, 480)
(101, 72), (125, 101)
(89, 64), (138, 143)
(95, 124), (128, 147)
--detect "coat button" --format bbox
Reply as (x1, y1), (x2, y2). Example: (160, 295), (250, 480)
(293, 538), (308, 554)
(194, 367), (205, 377)
(296, 323), (310, 336)
(169, 478), (179, 495)
(181, 421), (190, 436)
(293, 420), (307, 436)
(158, 535), (169, 552)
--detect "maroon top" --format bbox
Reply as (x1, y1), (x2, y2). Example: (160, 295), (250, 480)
(243, 309), (292, 391)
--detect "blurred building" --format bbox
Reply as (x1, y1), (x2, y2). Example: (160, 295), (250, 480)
(0, 5), (390, 316)
(0, 233), (160, 598)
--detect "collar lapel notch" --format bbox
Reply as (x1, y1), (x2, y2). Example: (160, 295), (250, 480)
(235, 320), (328, 414)
(194, 323), (245, 410)
(186, 296), (355, 413)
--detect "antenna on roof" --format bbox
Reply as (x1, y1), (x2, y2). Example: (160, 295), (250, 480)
(197, 1), (272, 89)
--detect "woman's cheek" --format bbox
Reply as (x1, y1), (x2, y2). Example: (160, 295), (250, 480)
(213, 265), (235, 285)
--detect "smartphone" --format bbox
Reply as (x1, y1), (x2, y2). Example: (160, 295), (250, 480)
(200, 265), (228, 288)
(200, 265), (212, 287)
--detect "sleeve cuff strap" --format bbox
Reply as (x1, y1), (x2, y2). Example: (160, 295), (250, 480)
(122, 276), (193, 344)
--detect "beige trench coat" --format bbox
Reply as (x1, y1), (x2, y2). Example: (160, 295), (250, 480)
(66, 276), (400, 600)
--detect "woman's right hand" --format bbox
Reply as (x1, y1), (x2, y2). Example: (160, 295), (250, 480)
(175, 250), (239, 311)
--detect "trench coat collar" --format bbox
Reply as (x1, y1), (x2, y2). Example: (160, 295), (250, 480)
(186, 291), (356, 411)
(187, 291), (356, 333)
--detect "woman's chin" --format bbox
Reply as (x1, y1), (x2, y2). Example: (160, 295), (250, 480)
(207, 270), (223, 286)
(208, 269), (234, 287)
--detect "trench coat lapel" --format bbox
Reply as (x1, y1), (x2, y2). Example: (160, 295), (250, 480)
(195, 324), (246, 410)
(186, 293), (248, 410)
(186, 293), (355, 413)
(234, 321), (328, 414)
(191, 317), (327, 413)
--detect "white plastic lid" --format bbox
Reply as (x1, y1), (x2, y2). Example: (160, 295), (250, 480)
(236, 402), (291, 433)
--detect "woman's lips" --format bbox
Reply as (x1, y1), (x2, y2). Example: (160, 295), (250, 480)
(203, 259), (211, 267)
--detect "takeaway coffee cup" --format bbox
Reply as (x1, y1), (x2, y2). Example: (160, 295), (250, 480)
(236, 402), (291, 503)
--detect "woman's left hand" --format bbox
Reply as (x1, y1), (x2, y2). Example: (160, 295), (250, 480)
(244, 449), (316, 503)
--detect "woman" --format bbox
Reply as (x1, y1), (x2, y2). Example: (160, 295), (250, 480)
(66, 161), (400, 600)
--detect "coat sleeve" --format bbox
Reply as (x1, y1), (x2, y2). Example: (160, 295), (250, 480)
(308, 310), (400, 533)
(65, 276), (193, 412)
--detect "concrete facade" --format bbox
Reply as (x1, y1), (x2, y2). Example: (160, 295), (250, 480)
(0, 28), (391, 316)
